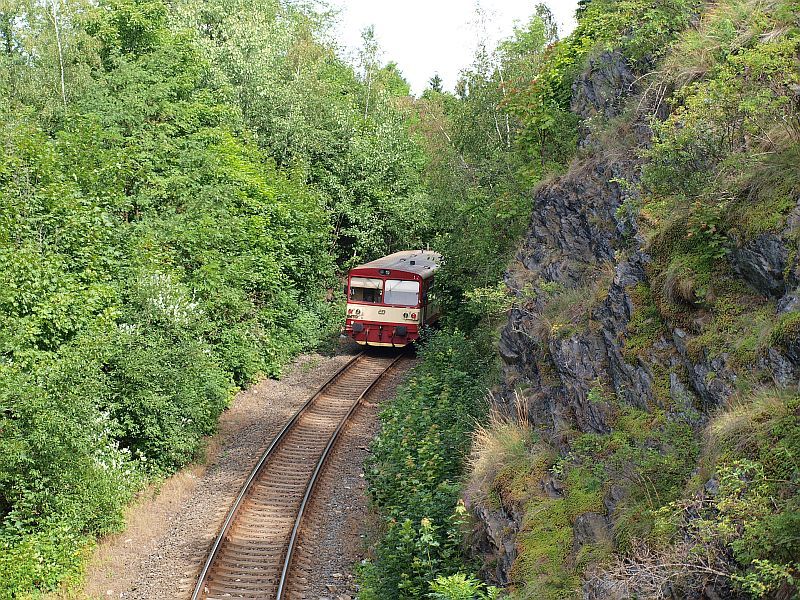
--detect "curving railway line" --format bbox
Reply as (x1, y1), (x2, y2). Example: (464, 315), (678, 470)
(191, 351), (407, 600)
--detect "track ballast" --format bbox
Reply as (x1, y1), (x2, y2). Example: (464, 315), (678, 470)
(191, 351), (405, 600)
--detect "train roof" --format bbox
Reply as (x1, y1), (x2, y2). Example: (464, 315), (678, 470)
(351, 250), (442, 280)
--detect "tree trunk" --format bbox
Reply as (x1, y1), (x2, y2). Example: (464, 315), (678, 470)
(48, 0), (67, 107)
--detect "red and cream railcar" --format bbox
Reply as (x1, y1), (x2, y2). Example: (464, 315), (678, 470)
(344, 250), (442, 347)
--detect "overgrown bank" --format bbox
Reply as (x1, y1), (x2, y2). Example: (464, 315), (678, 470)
(359, 329), (498, 598)
(0, 0), (432, 595)
(471, 0), (799, 598)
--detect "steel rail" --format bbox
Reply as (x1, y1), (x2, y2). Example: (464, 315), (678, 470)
(190, 352), (365, 600)
(275, 351), (407, 599)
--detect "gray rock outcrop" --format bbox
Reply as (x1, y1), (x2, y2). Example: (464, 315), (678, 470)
(470, 40), (800, 596)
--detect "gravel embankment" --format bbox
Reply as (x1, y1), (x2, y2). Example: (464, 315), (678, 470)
(82, 350), (358, 600)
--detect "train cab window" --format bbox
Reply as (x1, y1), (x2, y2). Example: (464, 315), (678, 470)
(384, 280), (420, 306)
(349, 277), (383, 303)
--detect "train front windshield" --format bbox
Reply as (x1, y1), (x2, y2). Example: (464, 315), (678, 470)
(349, 277), (383, 303)
(384, 280), (420, 306)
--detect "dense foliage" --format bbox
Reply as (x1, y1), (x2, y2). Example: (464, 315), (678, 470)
(359, 329), (498, 599)
(0, 0), (434, 594)
(170, 0), (433, 267)
(408, 9), (559, 324)
(0, 0), (336, 592)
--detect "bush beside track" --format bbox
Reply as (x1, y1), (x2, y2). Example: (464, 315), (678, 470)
(358, 329), (499, 598)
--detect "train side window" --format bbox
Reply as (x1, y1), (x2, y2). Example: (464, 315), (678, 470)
(384, 280), (420, 306)
(349, 277), (383, 303)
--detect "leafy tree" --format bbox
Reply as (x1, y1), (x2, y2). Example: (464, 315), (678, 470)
(376, 61), (412, 97)
(171, 0), (431, 266)
(408, 5), (560, 325)
(0, 0), (345, 593)
(359, 24), (381, 118)
(576, 0), (593, 18)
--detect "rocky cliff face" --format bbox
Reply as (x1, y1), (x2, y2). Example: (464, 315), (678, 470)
(469, 49), (800, 597)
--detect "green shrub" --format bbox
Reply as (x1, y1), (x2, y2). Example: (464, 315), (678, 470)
(0, 350), (139, 597)
(360, 329), (498, 598)
(359, 510), (467, 600)
(102, 328), (232, 473)
(0, 357), (138, 535)
(429, 573), (500, 600)
(703, 392), (800, 595)
(0, 527), (91, 599)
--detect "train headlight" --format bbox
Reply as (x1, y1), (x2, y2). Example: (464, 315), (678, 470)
(411, 313), (417, 320)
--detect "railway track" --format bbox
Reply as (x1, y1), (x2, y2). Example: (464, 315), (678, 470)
(191, 351), (406, 600)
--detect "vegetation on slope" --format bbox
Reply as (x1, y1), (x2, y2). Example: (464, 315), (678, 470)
(0, 0), (331, 592)
(642, 0), (800, 361)
(464, 0), (799, 598)
(0, 0), (432, 595)
(625, 1), (799, 594)
(359, 329), (499, 599)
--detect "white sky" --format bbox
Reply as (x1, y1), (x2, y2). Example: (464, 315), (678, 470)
(326, 1), (579, 95)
